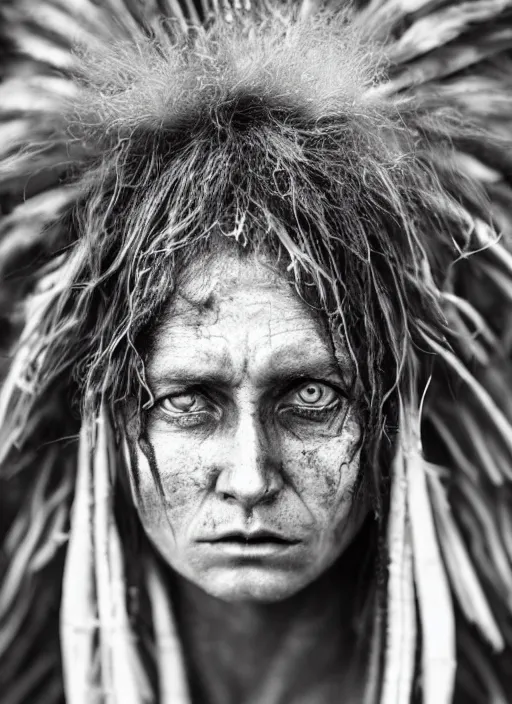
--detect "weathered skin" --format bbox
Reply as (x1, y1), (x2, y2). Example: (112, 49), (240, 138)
(125, 250), (370, 703)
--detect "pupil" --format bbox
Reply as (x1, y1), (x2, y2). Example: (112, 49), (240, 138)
(301, 385), (321, 403)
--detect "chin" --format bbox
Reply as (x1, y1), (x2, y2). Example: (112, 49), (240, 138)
(190, 565), (315, 603)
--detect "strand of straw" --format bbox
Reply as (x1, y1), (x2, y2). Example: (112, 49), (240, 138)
(60, 423), (97, 704)
(381, 429), (417, 704)
(200, 0), (215, 21)
(104, 418), (153, 702)
(457, 406), (504, 485)
(427, 411), (479, 483)
(427, 467), (504, 651)
(456, 473), (512, 604)
(159, 0), (191, 30)
(0, 582), (34, 659)
(3, 651), (58, 704)
(423, 334), (512, 460)
(362, 598), (384, 704)
(146, 556), (191, 704)
(181, 0), (201, 25)
(0, 455), (53, 617)
(93, 410), (115, 701)
(108, 511), (152, 702)
(94, 406), (148, 703)
(460, 629), (509, 704)
(407, 410), (456, 704)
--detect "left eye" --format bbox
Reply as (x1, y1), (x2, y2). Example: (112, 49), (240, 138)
(160, 392), (209, 414)
(285, 382), (339, 408)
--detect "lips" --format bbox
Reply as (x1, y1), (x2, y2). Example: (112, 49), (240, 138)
(197, 530), (300, 545)
(196, 529), (301, 558)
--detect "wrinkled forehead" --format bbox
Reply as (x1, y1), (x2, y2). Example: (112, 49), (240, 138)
(145, 247), (354, 387)
(154, 245), (329, 339)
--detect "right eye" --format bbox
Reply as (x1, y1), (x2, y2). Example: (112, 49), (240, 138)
(156, 390), (218, 428)
(161, 392), (209, 414)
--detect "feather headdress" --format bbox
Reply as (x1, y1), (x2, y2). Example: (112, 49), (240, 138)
(1, 1), (512, 703)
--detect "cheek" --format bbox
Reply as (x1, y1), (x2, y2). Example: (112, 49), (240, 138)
(133, 432), (210, 541)
(280, 416), (362, 522)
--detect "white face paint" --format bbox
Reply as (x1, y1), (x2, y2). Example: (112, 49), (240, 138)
(126, 252), (368, 602)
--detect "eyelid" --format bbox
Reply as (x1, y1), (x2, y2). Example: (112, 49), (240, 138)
(153, 390), (221, 428)
(162, 393), (207, 413)
(156, 387), (214, 414)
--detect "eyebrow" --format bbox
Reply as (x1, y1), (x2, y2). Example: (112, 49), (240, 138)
(147, 356), (351, 392)
(258, 358), (348, 388)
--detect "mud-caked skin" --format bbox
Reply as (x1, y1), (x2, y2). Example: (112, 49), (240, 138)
(126, 250), (369, 604)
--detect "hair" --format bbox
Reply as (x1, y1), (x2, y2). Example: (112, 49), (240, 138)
(2, 9), (477, 499)
(1, 3), (512, 703)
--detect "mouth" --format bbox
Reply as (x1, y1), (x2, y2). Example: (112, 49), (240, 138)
(197, 531), (300, 556)
(203, 531), (299, 545)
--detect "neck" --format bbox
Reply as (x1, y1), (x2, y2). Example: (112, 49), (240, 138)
(169, 522), (374, 704)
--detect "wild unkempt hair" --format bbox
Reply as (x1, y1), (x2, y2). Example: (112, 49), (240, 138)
(3, 11), (485, 504)
(1, 3), (512, 704)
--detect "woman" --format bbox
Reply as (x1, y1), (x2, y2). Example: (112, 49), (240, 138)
(1, 1), (512, 702)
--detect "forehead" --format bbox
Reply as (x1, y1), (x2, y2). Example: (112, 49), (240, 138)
(146, 251), (348, 385)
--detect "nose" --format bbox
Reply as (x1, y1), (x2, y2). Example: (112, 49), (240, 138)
(215, 407), (283, 509)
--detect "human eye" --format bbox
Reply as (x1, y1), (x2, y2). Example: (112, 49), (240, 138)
(278, 381), (343, 421)
(154, 390), (219, 428)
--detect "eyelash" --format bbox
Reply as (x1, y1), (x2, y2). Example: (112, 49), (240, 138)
(166, 411), (214, 428)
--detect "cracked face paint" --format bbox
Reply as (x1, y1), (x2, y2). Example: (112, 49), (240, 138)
(125, 252), (369, 602)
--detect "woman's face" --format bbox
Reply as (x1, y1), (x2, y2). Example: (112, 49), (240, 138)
(126, 252), (368, 602)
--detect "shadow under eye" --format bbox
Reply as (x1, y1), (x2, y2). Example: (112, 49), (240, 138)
(278, 400), (343, 423)
(277, 401), (348, 440)
(149, 403), (219, 430)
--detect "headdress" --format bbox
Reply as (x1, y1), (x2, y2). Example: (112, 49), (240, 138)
(1, 1), (512, 703)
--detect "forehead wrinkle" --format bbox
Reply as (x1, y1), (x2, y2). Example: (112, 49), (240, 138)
(148, 299), (349, 389)
(146, 252), (354, 389)
(147, 333), (237, 381)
